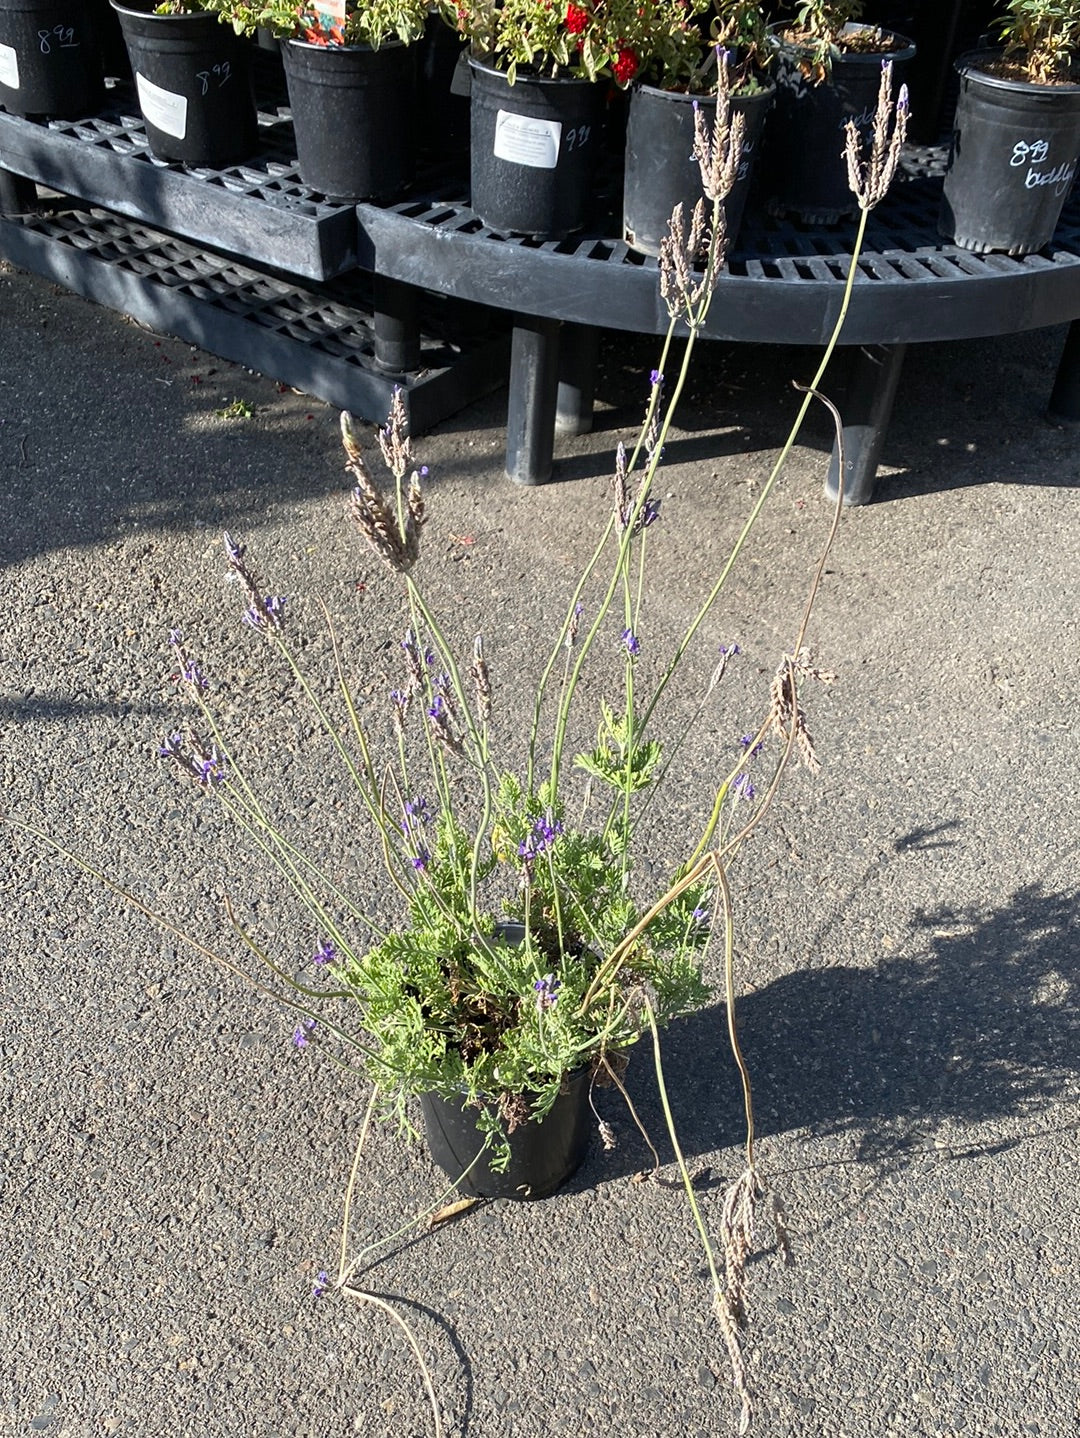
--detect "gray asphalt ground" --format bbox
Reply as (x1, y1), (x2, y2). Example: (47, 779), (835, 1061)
(2, 257), (1079, 1438)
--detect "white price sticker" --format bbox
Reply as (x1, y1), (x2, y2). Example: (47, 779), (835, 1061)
(493, 110), (562, 170)
(0, 42), (20, 90)
(136, 72), (188, 140)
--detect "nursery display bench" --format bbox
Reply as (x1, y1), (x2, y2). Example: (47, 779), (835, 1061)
(4, 81), (1080, 502)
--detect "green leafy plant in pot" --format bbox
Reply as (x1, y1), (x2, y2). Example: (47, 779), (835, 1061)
(940, 0), (1080, 255)
(210, 0), (428, 198)
(109, 0), (258, 166)
(622, 2), (775, 256)
(448, 0), (706, 236)
(762, 0), (916, 221)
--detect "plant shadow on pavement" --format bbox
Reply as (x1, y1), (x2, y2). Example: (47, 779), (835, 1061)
(577, 877), (1080, 1189)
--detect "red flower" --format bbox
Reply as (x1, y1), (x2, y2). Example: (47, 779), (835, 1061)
(612, 45), (638, 84)
(565, 3), (588, 34)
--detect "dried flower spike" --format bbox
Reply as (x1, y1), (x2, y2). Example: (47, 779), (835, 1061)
(659, 200), (713, 319)
(691, 56), (746, 207)
(342, 407), (426, 574)
(844, 61), (911, 212)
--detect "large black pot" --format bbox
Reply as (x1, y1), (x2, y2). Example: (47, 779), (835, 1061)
(622, 76), (774, 258)
(939, 52), (1080, 257)
(111, 0), (257, 168)
(282, 37), (416, 202)
(421, 1065), (592, 1200)
(763, 22), (916, 223)
(468, 56), (603, 239)
(0, 0), (103, 117)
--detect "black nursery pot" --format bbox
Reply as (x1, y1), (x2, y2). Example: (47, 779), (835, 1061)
(622, 77), (774, 258)
(0, 0), (104, 118)
(763, 23), (915, 223)
(939, 52), (1080, 257)
(282, 37), (416, 202)
(421, 1066), (592, 1201)
(468, 56), (603, 239)
(111, 0), (257, 168)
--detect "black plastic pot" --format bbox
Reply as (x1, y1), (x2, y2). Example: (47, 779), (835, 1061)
(282, 37), (415, 202)
(416, 12), (467, 159)
(111, 0), (256, 168)
(939, 51), (1080, 257)
(622, 77), (774, 258)
(421, 1065), (592, 1200)
(763, 22), (916, 223)
(0, 0), (103, 117)
(468, 57), (603, 239)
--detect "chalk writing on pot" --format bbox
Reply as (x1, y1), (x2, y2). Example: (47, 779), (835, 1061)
(1011, 138), (1050, 166)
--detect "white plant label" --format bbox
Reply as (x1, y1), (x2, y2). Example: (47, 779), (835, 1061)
(0, 43), (19, 90)
(493, 111), (562, 170)
(136, 72), (188, 140)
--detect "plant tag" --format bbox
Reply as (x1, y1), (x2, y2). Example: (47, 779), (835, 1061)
(321, 0), (346, 26)
(136, 72), (188, 140)
(493, 110), (561, 170)
(449, 48), (471, 97)
(0, 43), (19, 90)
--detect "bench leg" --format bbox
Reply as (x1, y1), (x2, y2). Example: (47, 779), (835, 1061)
(506, 315), (560, 485)
(372, 274), (421, 375)
(556, 322), (598, 435)
(824, 343), (907, 507)
(0, 168), (37, 216)
(1047, 318), (1080, 422)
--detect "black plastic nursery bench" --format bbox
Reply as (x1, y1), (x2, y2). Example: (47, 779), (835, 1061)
(5, 76), (1080, 503)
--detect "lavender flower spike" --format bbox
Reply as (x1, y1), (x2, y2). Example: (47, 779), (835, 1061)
(622, 627), (641, 657)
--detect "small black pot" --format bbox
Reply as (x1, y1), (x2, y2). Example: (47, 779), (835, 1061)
(763, 22), (916, 223)
(622, 76), (774, 258)
(0, 0), (104, 117)
(111, 0), (257, 168)
(282, 37), (416, 202)
(939, 51), (1080, 257)
(468, 57), (603, 238)
(421, 1065), (592, 1201)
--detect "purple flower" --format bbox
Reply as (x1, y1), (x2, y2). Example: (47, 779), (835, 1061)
(157, 731), (184, 759)
(411, 845), (430, 872)
(181, 658), (209, 693)
(223, 531), (245, 564)
(292, 1018), (316, 1048)
(638, 497), (661, 529)
(534, 973), (561, 1011)
(518, 814), (563, 862)
(649, 368), (663, 387)
(733, 773), (756, 802)
(692, 906), (710, 926)
(167, 628), (183, 647)
(621, 627), (641, 657)
(312, 1270), (329, 1299)
(242, 594), (287, 631)
(427, 696), (447, 721)
(312, 939), (336, 967)
(740, 734), (763, 757)
(719, 642), (741, 657)
(403, 796), (430, 827)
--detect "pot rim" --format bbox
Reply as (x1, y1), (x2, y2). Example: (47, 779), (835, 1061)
(767, 20), (916, 68)
(954, 48), (1080, 96)
(467, 52), (597, 87)
(283, 34), (408, 55)
(109, 0), (226, 21)
(631, 74), (776, 104)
